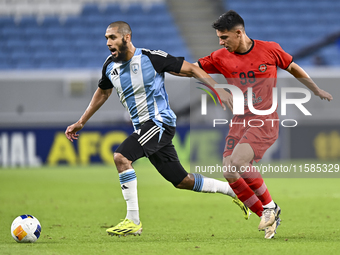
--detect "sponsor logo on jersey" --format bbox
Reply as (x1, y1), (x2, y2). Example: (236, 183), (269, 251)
(131, 63), (139, 74)
(259, 64), (267, 72)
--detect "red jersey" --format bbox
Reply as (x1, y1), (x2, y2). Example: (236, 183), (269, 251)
(198, 39), (293, 115)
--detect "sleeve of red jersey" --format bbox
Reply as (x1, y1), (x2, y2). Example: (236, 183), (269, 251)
(197, 53), (221, 74)
(270, 42), (293, 70)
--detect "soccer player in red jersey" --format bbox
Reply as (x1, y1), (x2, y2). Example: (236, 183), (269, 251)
(196, 10), (333, 239)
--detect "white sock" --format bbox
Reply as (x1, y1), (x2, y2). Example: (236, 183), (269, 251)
(263, 200), (275, 209)
(119, 169), (140, 225)
(192, 173), (235, 197)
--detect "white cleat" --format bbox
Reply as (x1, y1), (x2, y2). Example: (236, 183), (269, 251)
(264, 217), (281, 239)
(258, 203), (281, 230)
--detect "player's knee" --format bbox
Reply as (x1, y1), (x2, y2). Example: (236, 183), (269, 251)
(175, 174), (194, 190)
(113, 153), (129, 167)
(230, 156), (245, 170)
(223, 165), (238, 181)
(223, 168), (231, 179)
(224, 158), (242, 181)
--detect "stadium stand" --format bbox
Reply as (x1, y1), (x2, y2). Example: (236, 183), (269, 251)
(0, 0), (192, 69)
(224, 0), (340, 66)
(1, 0), (340, 69)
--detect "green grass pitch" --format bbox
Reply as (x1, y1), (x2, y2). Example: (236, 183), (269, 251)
(1, 159), (340, 255)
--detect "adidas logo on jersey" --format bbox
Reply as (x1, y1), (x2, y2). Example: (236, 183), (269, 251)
(111, 69), (119, 76)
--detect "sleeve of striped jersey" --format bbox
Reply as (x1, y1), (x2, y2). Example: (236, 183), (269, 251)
(198, 53), (221, 74)
(98, 57), (113, 90)
(269, 42), (293, 70)
(142, 49), (184, 73)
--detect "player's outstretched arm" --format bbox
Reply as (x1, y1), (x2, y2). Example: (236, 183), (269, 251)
(177, 61), (233, 111)
(286, 62), (333, 101)
(65, 88), (113, 142)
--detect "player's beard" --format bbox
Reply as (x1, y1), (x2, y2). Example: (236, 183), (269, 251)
(111, 38), (129, 62)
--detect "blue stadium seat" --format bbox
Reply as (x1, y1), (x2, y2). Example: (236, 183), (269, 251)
(123, 15), (146, 26)
(36, 57), (60, 69)
(10, 48), (29, 61)
(46, 26), (65, 39)
(15, 58), (39, 69)
(68, 26), (85, 36)
(0, 40), (8, 55)
(295, 57), (313, 67)
(0, 49), (7, 59)
(49, 36), (67, 46)
(18, 17), (38, 28)
(57, 49), (76, 60)
(0, 55), (14, 69)
(0, 62), (10, 69)
(104, 4), (121, 15)
(86, 15), (110, 29)
(0, 17), (16, 29)
(64, 16), (84, 28)
(60, 56), (84, 68)
(24, 26), (45, 39)
(106, 14), (125, 23)
(147, 4), (169, 15)
(320, 44), (340, 65)
(34, 48), (53, 60)
(79, 51), (106, 68)
(72, 39), (95, 50)
(41, 17), (61, 28)
(122, 4), (144, 15)
(1, 25), (24, 38)
(28, 38), (46, 51)
(81, 4), (101, 16)
(5, 38), (23, 49)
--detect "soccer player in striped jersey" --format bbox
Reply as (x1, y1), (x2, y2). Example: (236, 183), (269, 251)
(194, 10), (333, 239)
(65, 21), (250, 237)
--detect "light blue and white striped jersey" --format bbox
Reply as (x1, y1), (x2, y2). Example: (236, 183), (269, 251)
(98, 48), (184, 130)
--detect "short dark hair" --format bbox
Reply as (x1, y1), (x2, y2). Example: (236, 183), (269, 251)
(108, 21), (132, 37)
(212, 10), (245, 31)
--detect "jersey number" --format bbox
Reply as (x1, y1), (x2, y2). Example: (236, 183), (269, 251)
(239, 71), (256, 85)
(226, 138), (236, 150)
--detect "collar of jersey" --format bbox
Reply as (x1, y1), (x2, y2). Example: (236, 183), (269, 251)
(234, 39), (254, 55)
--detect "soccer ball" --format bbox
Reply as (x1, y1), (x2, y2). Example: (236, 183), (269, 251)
(11, 215), (42, 243)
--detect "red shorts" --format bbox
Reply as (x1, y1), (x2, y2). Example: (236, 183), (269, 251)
(223, 111), (279, 162)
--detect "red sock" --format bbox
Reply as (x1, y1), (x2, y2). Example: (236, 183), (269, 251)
(229, 178), (263, 217)
(241, 164), (272, 206)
